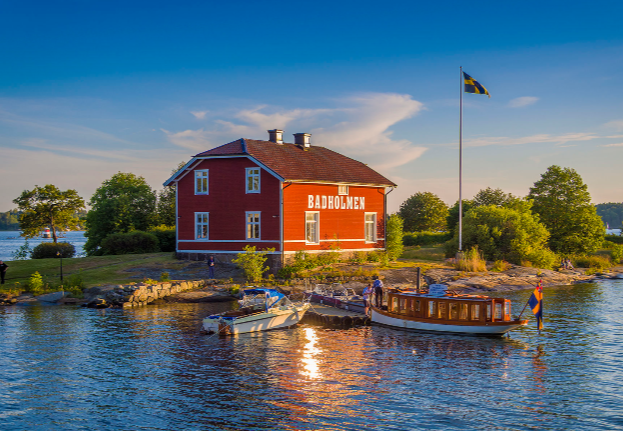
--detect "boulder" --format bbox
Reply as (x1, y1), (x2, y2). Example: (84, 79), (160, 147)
(36, 291), (70, 303)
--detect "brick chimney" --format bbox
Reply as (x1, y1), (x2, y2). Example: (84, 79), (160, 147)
(294, 133), (311, 149)
(267, 129), (284, 144)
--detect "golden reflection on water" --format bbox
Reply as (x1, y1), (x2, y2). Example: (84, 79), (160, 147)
(301, 327), (320, 379)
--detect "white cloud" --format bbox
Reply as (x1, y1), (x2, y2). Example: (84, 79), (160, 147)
(602, 143), (623, 147)
(604, 120), (623, 131)
(163, 93), (427, 170)
(461, 132), (598, 148)
(190, 111), (209, 119)
(508, 96), (539, 108)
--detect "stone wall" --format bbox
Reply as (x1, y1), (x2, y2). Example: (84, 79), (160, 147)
(86, 280), (209, 308)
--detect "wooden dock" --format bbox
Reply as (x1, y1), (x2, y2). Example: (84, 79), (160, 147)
(302, 303), (370, 328)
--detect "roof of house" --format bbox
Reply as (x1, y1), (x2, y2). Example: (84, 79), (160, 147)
(186, 138), (396, 187)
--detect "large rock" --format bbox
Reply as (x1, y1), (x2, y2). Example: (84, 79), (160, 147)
(36, 291), (70, 303)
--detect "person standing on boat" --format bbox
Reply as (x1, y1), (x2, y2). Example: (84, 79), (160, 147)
(0, 260), (7, 284)
(363, 283), (373, 316)
(207, 255), (216, 279)
(373, 276), (384, 308)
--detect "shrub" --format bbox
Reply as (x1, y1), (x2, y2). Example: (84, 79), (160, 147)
(490, 260), (511, 272)
(386, 214), (404, 260)
(404, 231), (452, 247)
(65, 271), (84, 298)
(350, 251), (368, 264)
(160, 271), (171, 282)
(605, 235), (623, 245)
(454, 247), (487, 272)
(148, 225), (176, 252)
(611, 245), (623, 265)
(31, 242), (76, 259)
(100, 231), (160, 255)
(233, 245), (274, 283)
(28, 271), (44, 295)
(12, 240), (32, 260)
(572, 255), (611, 272)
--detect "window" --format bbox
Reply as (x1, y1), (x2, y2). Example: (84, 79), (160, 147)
(427, 301), (436, 318)
(305, 212), (319, 244)
(495, 303), (503, 320)
(246, 212), (261, 240)
(449, 303), (458, 320)
(392, 297), (399, 312)
(195, 170), (209, 194)
(246, 168), (260, 193)
(365, 213), (377, 243)
(471, 304), (481, 321)
(459, 303), (469, 320)
(413, 300), (421, 313)
(437, 302), (446, 319)
(338, 185), (349, 195)
(399, 298), (407, 314)
(195, 212), (209, 239)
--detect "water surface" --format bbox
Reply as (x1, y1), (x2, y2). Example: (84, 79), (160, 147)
(1, 280), (623, 430)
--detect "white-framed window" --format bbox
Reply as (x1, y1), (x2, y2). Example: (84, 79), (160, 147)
(365, 212), (377, 243)
(305, 211), (319, 244)
(246, 167), (261, 193)
(195, 170), (209, 194)
(338, 185), (349, 195)
(196, 212), (209, 239)
(246, 212), (261, 240)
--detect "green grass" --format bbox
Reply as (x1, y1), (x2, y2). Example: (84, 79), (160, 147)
(1, 253), (190, 294)
(400, 245), (446, 262)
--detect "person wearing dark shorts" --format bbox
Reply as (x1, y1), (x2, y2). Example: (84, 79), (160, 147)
(373, 276), (383, 308)
(0, 261), (7, 284)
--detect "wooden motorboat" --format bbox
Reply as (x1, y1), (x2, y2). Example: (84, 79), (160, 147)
(371, 284), (528, 336)
(203, 288), (310, 335)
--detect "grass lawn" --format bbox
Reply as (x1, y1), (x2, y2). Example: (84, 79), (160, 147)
(401, 245), (446, 262)
(1, 253), (188, 293)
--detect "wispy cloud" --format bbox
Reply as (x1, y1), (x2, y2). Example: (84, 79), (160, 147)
(508, 96), (539, 108)
(602, 143), (623, 147)
(461, 132), (598, 148)
(164, 93), (427, 170)
(604, 120), (623, 131)
(190, 111), (209, 119)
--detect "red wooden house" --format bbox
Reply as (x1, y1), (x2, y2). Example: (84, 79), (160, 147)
(164, 130), (397, 268)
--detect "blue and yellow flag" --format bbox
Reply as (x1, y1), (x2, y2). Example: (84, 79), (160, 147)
(528, 280), (544, 332)
(463, 72), (491, 98)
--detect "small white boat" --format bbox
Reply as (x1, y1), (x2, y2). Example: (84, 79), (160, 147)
(203, 288), (310, 335)
(371, 284), (528, 336)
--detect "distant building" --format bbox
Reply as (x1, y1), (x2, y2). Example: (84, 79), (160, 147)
(164, 130), (396, 268)
(606, 229), (622, 236)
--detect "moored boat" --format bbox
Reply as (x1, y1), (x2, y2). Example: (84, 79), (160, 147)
(304, 284), (366, 314)
(371, 284), (528, 336)
(203, 288), (310, 335)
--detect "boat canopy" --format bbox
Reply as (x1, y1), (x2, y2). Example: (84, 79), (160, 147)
(243, 288), (286, 308)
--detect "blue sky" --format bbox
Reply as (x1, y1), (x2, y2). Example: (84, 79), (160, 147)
(1, 0), (622, 212)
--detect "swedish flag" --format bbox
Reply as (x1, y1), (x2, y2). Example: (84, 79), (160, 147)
(463, 72), (491, 98)
(528, 280), (544, 332)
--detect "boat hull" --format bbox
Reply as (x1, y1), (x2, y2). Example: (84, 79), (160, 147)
(371, 307), (527, 335)
(203, 304), (310, 335)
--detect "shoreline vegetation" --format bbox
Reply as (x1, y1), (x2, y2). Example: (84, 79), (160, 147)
(1, 245), (622, 306)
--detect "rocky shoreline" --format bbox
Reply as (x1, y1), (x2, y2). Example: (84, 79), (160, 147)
(1, 264), (622, 307)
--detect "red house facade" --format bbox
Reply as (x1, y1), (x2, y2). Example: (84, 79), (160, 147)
(164, 130), (396, 268)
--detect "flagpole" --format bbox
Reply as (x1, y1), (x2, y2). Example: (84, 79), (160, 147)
(459, 66), (463, 252)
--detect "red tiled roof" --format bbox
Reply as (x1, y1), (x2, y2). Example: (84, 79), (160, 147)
(194, 139), (396, 187)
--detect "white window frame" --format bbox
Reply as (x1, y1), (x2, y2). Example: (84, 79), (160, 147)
(195, 212), (209, 239)
(338, 185), (349, 195)
(246, 211), (261, 240)
(365, 212), (377, 243)
(195, 170), (209, 195)
(246, 167), (261, 194)
(305, 211), (319, 244)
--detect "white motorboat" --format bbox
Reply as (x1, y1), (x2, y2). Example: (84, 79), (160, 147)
(203, 288), (310, 335)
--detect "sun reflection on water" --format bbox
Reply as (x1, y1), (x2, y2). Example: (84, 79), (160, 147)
(301, 327), (321, 379)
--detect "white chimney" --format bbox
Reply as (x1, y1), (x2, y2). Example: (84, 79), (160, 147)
(268, 129), (284, 144)
(294, 133), (311, 148)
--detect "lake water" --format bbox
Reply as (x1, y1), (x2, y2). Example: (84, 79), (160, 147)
(1, 280), (623, 430)
(0, 231), (87, 261)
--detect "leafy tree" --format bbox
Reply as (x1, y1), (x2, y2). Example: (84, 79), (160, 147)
(446, 199), (473, 236)
(596, 202), (623, 229)
(85, 173), (157, 255)
(445, 203), (558, 269)
(472, 187), (518, 207)
(0, 210), (21, 231)
(157, 161), (187, 227)
(386, 214), (404, 260)
(233, 245), (274, 283)
(528, 165), (604, 254)
(13, 185), (85, 243)
(398, 192), (449, 232)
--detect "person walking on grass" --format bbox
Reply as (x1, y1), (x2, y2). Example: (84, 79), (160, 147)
(0, 261), (7, 284)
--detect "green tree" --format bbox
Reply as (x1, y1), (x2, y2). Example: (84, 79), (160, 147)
(233, 245), (274, 283)
(596, 202), (623, 229)
(85, 173), (157, 255)
(157, 161), (187, 227)
(386, 214), (404, 261)
(528, 165), (604, 254)
(446, 203), (557, 268)
(398, 192), (449, 232)
(13, 185), (85, 243)
(472, 187), (518, 207)
(446, 199), (473, 236)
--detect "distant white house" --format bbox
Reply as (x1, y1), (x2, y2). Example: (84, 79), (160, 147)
(606, 228), (622, 236)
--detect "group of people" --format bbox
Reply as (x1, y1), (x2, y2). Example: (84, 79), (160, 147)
(363, 276), (383, 316)
(560, 258), (574, 270)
